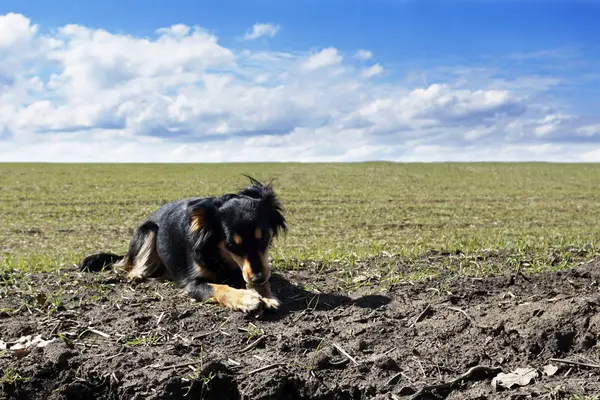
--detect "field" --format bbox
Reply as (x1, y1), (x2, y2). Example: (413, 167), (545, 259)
(2, 162), (600, 399)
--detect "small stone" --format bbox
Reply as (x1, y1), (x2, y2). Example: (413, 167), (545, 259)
(580, 332), (597, 349)
(279, 342), (291, 352)
(357, 339), (370, 351)
(357, 364), (369, 373)
(376, 356), (399, 371)
(399, 386), (417, 395)
(309, 351), (332, 370)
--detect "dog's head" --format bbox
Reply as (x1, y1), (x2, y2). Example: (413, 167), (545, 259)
(188, 176), (287, 285)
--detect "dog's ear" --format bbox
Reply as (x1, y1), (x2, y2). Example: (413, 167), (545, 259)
(187, 198), (220, 249)
(239, 176), (287, 237)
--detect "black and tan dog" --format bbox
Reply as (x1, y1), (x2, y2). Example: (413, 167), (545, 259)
(79, 176), (286, 313)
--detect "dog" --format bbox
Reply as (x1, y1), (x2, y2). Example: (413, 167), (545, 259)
(79, 176), (287, 313)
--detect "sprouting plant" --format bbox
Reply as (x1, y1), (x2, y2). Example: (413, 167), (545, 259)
(125, 335), (159, 347)
(182, 346), (215, 398)
(0, 369), (30, 385)
(246, 322), (264, 342)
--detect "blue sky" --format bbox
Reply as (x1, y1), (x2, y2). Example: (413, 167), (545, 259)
(0, 0), (599, 162)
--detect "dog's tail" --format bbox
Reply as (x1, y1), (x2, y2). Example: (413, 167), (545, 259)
(79, 252), (124, 272)
(79, 221), (158, 273)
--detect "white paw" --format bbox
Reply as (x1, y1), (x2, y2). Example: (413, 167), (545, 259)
(233, 289), (263, 313)
(261, 296), (281, 310)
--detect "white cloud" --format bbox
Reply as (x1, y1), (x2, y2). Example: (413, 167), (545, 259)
(577, 124), (600, 137)
(533, 114), (573, 136)
(361, 64), (383, 78)
(354, 49), (372, 60)
(578, 147), (600, 162)
(0, 13), (37, 48)
(0, 13), (599, 163)
(243, 23), (280, 40)
(302, 47), (343, 70)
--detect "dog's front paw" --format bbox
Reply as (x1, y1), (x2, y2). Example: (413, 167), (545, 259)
(261, 296), (281, 310)
(228, 288), (264, 313)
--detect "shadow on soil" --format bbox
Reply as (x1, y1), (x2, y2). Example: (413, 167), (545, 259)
(262, 272), (392, 321)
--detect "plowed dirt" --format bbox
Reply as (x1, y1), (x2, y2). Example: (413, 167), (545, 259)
(2, 258), (600, 399)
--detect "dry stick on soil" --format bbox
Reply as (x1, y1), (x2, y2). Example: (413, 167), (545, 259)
(155, 312), (165, 326)
(104, 353), (122, 361)
(381, 346), (396, 357)
(87, 327), (110, 339)
(447, 306), (491, 330)
(155, 361), (201, 371)
(310, 370), (328, 390)
(401, 372), (414, 383)
(240, 335), (265, 353)
(227, 358), (242, 367)
(193, 330), (219, 340)
(447, 307), (476, 325)
(413, 304), (432, 325)
(328, 359), (349, 367)
(409, 365), (502, 400)
(49, 320), (62, 335)
(332, 342), (359, 366)
(387, 372), (403, 386)
(252, 355), (267, 362)
(413, 357), (426, 378)
(246, 363), (281, 375)
(549, 358), (600, 369)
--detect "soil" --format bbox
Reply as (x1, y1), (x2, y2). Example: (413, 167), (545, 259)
(2, 257), (600, 400)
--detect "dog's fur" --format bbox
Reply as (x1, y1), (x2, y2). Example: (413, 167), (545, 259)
(79, 176), (287, 313)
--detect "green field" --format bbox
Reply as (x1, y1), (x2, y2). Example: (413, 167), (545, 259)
(2, 162), (600, 284)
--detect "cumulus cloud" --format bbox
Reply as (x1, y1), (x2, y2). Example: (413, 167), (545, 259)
(577, 124), (600, 137)
(0, 12), (37, 48)
(361, 64), (383, 78)
(354, 49), (372, 60)
(302, 47), (343, 70)
(243, 23), (280, 40)
(0, 13), (599, 162)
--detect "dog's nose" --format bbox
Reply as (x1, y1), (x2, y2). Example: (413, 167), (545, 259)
(251, 273), (266, 284)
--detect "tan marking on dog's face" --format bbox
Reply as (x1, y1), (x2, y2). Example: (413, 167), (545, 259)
(226, 252), (253, 284)
(242, 258), (253, 283)
(218, 242), (239, 269)
(217, 243), (270, 284)
(233, 234), (243, 245)
(254, 227), (262, 239)
(242, 250), (271, 284)
(217, 242), (252, 281)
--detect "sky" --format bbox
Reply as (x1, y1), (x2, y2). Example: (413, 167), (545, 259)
(0, 0), (599, 163)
